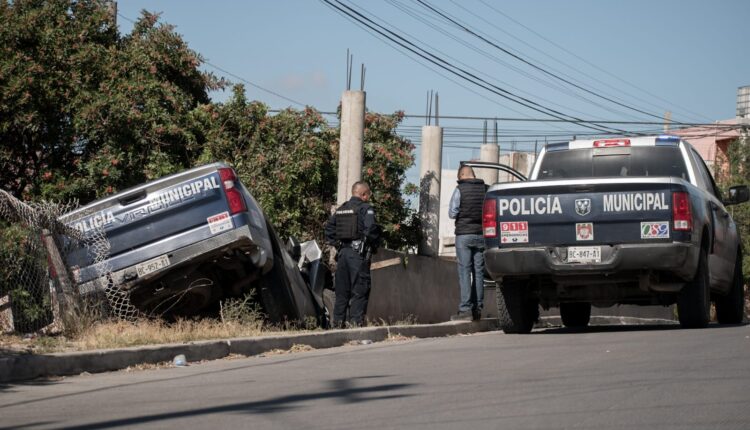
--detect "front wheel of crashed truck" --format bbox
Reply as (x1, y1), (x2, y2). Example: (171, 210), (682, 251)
(678, 248), (711, 329)
(714, 251), (745, 324)
(496, 278), (539, 334)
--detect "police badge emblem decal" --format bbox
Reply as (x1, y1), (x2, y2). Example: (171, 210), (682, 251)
(575, 198), (591, 216)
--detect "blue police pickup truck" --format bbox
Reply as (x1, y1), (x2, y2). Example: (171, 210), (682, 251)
(479, 136), (749, 333)
(60, 163), (326, 323)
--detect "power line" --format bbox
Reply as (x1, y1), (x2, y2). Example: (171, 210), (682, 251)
(451, 0), (705, 124)
(477, 0), (713, 123)
(415, 0), (687, 126)
(322, 0), (629, 135)
(383, 0), (643, 123)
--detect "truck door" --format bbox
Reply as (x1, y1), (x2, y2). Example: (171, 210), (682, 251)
(689, 148), (734, 289)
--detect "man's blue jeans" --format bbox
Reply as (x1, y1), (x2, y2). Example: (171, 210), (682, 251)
(455, 234), (485, 313)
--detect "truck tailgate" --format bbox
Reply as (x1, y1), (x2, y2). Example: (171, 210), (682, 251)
(487, 178), (688, 248)
(63, 166), (237, 279)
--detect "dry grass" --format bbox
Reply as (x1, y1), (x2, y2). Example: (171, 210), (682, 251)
(1, 317), (267, 354)
(260, 343), (315, 356)
(71, 318), (265, 351)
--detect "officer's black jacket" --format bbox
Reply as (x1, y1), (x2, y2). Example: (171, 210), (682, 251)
(324, 197), (379, 246)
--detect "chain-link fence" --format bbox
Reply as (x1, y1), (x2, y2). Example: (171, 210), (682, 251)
(0, 190), (135, 334)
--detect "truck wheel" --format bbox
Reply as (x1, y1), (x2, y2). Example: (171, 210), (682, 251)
(560, 302), (591, 328)
(715, 252), (745, 324)
(496, 279), (538, 334)
(678, 248), (710, 328)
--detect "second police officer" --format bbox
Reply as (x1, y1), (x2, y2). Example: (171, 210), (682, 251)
(324, 181), (381, 328)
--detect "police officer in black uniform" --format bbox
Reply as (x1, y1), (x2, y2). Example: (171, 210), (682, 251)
(324, 181), (381, 328)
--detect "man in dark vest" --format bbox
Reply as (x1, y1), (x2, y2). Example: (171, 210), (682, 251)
(324, 181), (381, 328)
(448, 165), (488, 321)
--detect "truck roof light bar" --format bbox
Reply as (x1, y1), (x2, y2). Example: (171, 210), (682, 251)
(655, 135), (681, 146)
(593, 138), (631, 148)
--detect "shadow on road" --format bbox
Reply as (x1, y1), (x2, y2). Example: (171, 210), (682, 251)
(54, 376), (414, 429)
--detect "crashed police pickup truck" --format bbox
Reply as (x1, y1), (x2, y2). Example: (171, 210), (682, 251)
(477, 136), (749, 333)
(61, 163), (327, 323)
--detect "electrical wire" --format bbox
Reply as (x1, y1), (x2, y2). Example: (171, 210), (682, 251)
(322, 0), (629, 135)
(414, 0), (689, 126)
(477, 0), (714, 123)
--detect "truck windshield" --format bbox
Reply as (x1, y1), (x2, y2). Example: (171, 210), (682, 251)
(536, 146), (688, 180)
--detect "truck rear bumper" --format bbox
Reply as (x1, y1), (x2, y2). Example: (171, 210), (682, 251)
(77, 224), (269, 296)
(485, 242), (699, 281)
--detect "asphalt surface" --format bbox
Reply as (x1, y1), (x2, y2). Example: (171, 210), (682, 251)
(1, 323), (749, 429)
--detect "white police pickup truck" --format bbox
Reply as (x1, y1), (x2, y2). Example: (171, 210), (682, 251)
(480, 136), (749, 333)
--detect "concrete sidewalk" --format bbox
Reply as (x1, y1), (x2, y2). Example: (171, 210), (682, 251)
(0, 320), (499, 383)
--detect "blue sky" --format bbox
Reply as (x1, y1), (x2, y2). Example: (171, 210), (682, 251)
(117, 0), (750, 171)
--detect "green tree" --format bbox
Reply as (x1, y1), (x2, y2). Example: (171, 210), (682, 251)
(0, 0), (223, 202)
(199, 86), (420, 249)
(718, 137), (750, 278)
(1, 1), (420, 251)
(360, 110), (420, 250)
(197, 85), (337, 242)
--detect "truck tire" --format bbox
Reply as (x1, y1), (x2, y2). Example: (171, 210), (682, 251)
(715, 252), (745, 324)
(496, 279), (538, 334)
(560, 302), (591, 328)
(678, 248), (710, 328)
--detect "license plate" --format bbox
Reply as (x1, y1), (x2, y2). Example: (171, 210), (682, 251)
(567, 246), (601, 263)
(135, 254), (170, 277)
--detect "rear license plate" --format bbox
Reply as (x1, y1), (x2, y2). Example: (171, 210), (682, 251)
(135, 254), (170, 277)
(567, 246), (601, 263)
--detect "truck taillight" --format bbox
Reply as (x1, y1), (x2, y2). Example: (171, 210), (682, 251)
(483, 199), (497, 238)
(593, 138), (630, 147)
(219, 168), (247, 215)
(672, 192), (691, 231)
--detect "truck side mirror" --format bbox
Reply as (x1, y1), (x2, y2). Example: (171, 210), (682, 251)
(725, 185), (750, 206)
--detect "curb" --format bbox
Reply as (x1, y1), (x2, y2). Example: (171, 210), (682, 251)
(0, 319), (499, 383)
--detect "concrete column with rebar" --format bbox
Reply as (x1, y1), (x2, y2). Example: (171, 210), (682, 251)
(478, 144), (499, 185)
(419, 125), (443, 256)
(337, 90), (366, 205)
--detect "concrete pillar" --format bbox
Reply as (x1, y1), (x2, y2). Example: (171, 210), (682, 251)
(498, 153), (511, 182)
(478, 144), (499, 185)
(337, 90), (366, 205)
(419, 125), (443, 256)
(512, 152), (530, 178)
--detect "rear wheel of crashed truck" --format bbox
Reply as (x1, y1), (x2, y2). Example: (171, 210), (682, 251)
(678, 247), (710, 328)
(496, 279), (539, 334)
(560, 302), (591, 328)
(714, 251), (745, 324)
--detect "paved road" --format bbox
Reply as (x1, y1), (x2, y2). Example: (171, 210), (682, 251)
(2, 324), (749, 429)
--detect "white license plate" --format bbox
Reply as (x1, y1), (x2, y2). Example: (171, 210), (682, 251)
(567, 246), (601, 263)
(135, 254), (170, 277)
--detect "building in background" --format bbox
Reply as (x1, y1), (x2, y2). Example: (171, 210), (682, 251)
(671, 85), (750, 178)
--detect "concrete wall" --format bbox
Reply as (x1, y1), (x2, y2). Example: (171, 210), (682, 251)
(368, 250), (459, 323)
(366, 249), (675, 324)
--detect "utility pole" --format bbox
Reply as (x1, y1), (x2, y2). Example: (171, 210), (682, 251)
(337, 54), (366, 206)
(478, 120), (499, 185)
(419, 91), (443, 256)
